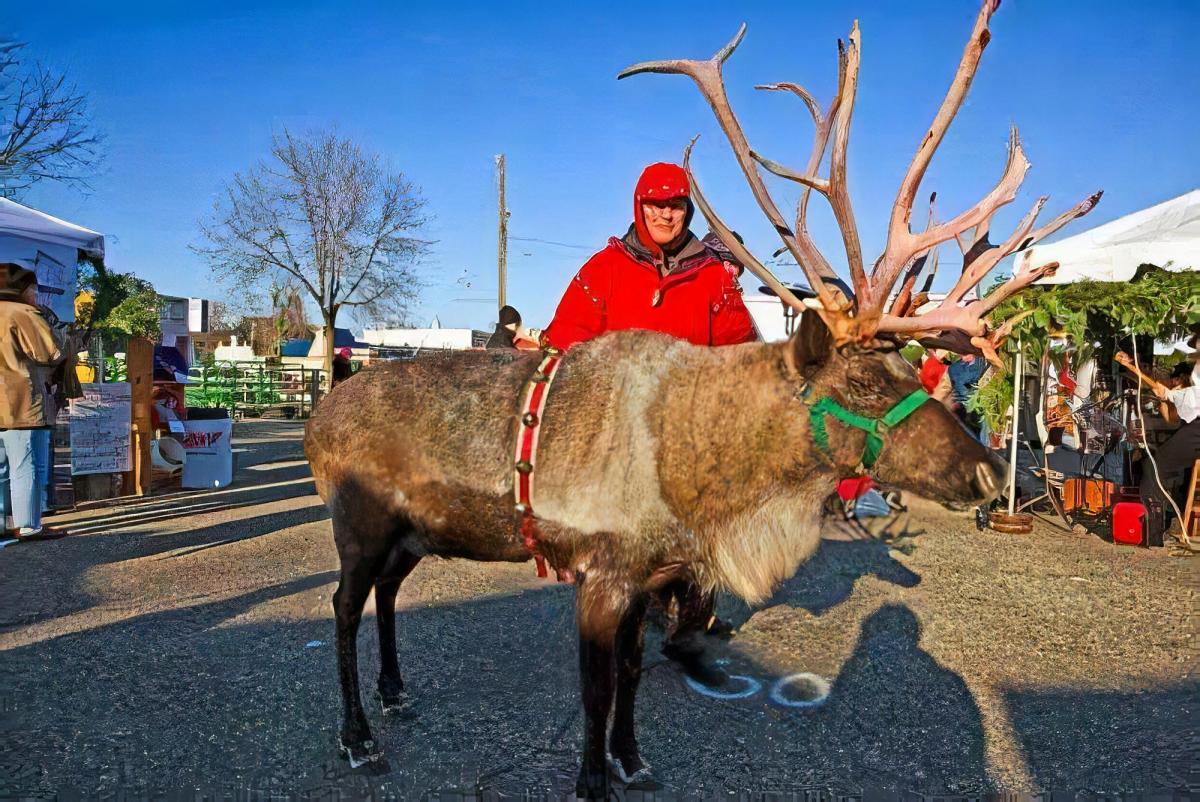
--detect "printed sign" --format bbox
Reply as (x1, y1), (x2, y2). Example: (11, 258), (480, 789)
(182, 429), (224, 450)
(70, 382), (132, 475)
(33, 249), (77, 324)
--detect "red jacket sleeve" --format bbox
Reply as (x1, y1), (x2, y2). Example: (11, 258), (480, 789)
(710, 268), (758, 345)
(542, 252), (610, 351)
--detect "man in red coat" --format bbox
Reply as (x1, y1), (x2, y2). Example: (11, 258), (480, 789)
(542, 163), (755, 686)
(542, 162), (756, 351)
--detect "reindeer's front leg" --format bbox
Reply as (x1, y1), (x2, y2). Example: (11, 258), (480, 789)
(574, 569), (627, 799)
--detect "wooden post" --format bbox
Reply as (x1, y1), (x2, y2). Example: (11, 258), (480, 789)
(1006, 341), (1023, 516)
(125, 337), (154, 496)
(496, 154), (508, 310)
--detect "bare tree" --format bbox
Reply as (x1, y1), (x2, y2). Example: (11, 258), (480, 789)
(195, 128), (428, 388)
(0, 40), (103, 196)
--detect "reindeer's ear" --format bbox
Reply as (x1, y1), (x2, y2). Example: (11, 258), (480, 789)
(790, 311), (834, 375)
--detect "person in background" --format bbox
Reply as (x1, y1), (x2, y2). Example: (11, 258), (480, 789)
(701, 229), (745, 279)
(486, 305), (522, 349)
(1116, 341), (1200, 541)
(331, 347), (354, 387)
(541, 163), (757, 686)
(919, 352), (954, 408)
(21, 280), (60, 515)
(948, 353), (988, 439)
(1158, 362), (1193, 426)
(0, 263), (64, 541)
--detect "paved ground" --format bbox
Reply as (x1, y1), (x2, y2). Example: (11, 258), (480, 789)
(0, 420), (1195, 798)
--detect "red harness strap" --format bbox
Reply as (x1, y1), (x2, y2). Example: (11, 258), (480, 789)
(514, 350), (572, 581)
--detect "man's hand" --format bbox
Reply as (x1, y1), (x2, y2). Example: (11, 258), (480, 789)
(514, 325), (543, 351)
(932, 373), (954, 407)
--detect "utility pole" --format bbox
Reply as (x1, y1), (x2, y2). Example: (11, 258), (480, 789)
(496, 154), (508, 310)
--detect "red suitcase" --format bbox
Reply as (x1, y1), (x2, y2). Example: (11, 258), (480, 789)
(1112, 501), (1146, 546)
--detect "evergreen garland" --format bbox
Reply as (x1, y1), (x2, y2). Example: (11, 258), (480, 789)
(968, 265), (1199, 430)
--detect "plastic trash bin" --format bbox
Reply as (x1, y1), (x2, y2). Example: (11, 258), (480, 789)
(181, 408), (233, 489)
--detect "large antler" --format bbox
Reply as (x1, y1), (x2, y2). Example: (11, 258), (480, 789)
(619, 0), (1100, 353)
(618, 25), (859, 342)
(877, 188), (1103, 339)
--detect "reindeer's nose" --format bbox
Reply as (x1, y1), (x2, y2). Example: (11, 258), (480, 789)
(973, 458), (1006, 503)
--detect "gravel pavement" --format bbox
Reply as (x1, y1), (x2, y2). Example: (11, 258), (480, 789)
(0, 420), (1194, 797)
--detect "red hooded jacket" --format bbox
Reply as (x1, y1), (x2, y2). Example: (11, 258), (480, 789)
(542, 163), (757, 351)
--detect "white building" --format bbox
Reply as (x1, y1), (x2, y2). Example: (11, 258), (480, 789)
(362, 317), (488, 351)
(744, 290), (792, 342)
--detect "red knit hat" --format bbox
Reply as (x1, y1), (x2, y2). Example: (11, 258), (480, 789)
(633, 163), (693, 257)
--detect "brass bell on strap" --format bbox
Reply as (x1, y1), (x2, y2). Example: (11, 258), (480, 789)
(522, 412), (539, 427)
(515, 460), (533, 474)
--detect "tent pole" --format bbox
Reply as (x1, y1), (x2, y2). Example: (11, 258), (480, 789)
(1007, 339), (1023, 515)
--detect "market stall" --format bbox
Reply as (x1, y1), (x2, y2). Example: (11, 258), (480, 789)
(0, 197), (104, 323)
(983, 190), (1199, 544)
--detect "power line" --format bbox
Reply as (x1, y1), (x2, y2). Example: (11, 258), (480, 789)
(510, 236), (593, 251)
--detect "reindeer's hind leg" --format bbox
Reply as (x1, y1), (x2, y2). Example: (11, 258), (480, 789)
(331, 507), (394, 768)
(374, 545), (421, 714)
(608, 596), (658, 789)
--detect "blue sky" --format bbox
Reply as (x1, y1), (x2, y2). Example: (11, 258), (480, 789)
(10, 0), (1199, 332)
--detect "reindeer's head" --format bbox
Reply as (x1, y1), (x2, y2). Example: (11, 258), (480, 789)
(621, 0), (1100, 508)
(786, 311), (1004, 508)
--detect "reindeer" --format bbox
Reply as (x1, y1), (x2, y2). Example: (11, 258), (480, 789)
(304, 1), (1099, 795)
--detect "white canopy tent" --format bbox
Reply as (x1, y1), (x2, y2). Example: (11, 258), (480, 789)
(1016, 189), (1200, 285)
(1015, 189), (1199, 355)
(0, 197), (105, 323)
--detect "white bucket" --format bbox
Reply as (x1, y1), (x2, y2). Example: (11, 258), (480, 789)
(180, 417), (233, 488)
(151, 436), (186, 478)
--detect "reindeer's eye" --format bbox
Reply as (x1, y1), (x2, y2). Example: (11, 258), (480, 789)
(884, 353), (918, 382)
(845, 364), (894, 410)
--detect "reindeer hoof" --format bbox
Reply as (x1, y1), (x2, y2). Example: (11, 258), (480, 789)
(377, 689), (412, 716)
(607, 753), (661, 790)
(338, 738), (381, 769)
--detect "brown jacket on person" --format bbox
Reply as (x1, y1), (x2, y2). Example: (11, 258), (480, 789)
(0, 300), (63, 429)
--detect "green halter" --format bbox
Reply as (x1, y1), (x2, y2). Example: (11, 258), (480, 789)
(805, 388), (931, 469)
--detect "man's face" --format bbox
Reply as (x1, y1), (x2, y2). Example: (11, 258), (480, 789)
(641, 198), (687, 246)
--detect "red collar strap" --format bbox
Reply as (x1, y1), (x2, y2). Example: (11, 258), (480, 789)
(514, 349), (572, 581)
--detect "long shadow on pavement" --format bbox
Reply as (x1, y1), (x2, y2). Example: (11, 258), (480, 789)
(1, 567), (1003, 798)
(647, 602), (988, 795)
(9, 514), (1178, 797)
(1003, 683), (1197, 793)
(716, 539), (921, 630)
(59, 461), (315, 536)
(0, 462), (326, 634)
